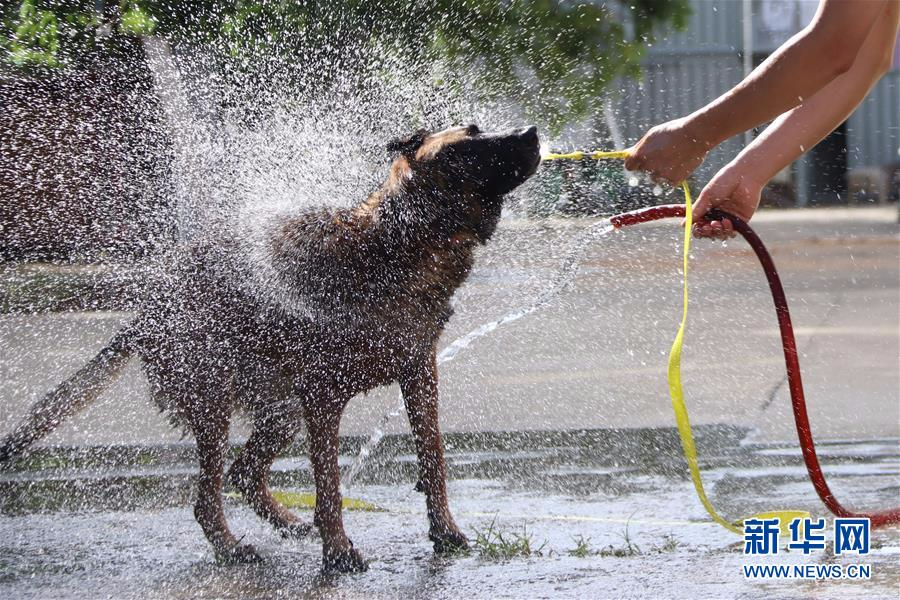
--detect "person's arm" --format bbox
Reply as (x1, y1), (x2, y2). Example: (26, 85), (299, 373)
(693, 1), (900, 238)
(624, 0), (890, 184)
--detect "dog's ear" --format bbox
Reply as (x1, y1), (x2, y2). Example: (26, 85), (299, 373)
(387, 129), (428, 158)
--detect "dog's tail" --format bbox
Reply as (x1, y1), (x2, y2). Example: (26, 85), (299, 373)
(0, 325), (139, 463)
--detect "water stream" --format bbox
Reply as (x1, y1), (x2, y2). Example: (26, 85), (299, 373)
(342, 218), (616, 489)
(140, 31), (626, 491)
(342, 96), (632, 488)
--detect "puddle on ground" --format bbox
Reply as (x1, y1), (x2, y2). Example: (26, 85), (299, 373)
(0, 426), (897, 598)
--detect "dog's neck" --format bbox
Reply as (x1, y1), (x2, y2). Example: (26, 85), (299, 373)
(269, 169), (503, 327)
(355, 159), (503, 249)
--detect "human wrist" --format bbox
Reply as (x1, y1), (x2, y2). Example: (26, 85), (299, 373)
(732, 144), (783, 186)
(680, 111), (726, 150)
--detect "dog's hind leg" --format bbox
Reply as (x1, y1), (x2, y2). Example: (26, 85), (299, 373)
(228, 407), (312, 538)
(400, 351), (469, 554)
(188, 398), (260, 563)
(306, 402), (367, 573)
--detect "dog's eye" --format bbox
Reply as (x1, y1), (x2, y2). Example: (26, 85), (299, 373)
(466, 124), (480, 136)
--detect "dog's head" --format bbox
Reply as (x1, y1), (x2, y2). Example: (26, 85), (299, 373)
(382, 124), (541, 242)
(388, 124), (541, 196)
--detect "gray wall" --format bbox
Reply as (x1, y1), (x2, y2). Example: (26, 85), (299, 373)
(613, 0), (746, 183)
(606, 0), (899, 203)
(848, 71), (900, 171)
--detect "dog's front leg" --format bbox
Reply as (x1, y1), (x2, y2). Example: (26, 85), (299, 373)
(400, 351), (469, 553)
(307, 403), (367, 573)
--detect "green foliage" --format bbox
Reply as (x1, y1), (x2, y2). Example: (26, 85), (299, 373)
(650, 533), (681, 553)
(417, 0), (683, 130)
(565, 526), (677, 558)
(568, 534), (593, 557)
(598, 521), (642, 557)
(0, 1), (145, 69)
(1, 1), (690, 130)
(118, 3), (156, 36)
(473, 517), (547, 560)
(7, 1), (66, 67)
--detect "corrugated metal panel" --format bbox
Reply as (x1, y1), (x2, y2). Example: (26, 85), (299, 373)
(606, 0), (898, 189)
(650, 0), (742, 53)
(752, 0), (818, 53)
(610, 1), (746, 180)
(847, 71), (900, 169)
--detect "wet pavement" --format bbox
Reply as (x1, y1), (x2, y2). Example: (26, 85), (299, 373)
(0, 206), (898, 598)
(2, 206), (897, 444)
(0, 429), (898, 598)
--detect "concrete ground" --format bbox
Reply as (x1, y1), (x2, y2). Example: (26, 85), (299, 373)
(1, 206), (897, 445)
(0, 206), (897, 599)
(0, 427), (897, 599)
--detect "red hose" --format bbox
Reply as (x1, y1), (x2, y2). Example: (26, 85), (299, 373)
(610, 204), (900, 528)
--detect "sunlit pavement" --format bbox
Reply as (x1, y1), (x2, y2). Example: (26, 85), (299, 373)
(0, 431), (897, 598)
(0, 206), (898, 598)
(2, 206), (896, 445)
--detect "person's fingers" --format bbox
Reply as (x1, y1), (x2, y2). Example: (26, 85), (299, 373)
(623, 147), (642, 171)
(691, 193), (713, 222)
(692, 216), (738, 240)
(715, 219), (736, 241)
(650, 173), (672, 187)
(722, 219), (735, 238)
(661, 171), (683, 187)
(696, 222), (723, 240)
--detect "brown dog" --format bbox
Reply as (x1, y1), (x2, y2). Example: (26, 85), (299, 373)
(0, 124), (541, 572)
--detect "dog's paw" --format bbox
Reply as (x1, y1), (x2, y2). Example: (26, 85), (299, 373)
(322, 543), (368, 574)
(430, 529), (470, 554)
(279, 521), (315, 539)
(216, 543), (263, 564)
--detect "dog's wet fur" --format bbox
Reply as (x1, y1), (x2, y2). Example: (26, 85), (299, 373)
(0, 124), (541, 572)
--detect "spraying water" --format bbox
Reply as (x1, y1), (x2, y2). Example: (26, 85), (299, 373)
(136, 37), (542, 323)
(343, 103), (633, 487)
(2, 5), (699, 570)
(343, 95), (633, 487)
(343, 218), (615, 488)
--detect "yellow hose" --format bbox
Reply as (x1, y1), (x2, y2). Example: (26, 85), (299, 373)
(543, 149), (808, 534)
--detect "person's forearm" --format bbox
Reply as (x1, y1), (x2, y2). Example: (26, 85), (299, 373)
(683, 0), (888, 147)
(733, 4), (898, 184)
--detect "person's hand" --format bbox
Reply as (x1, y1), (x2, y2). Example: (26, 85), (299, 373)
(690, 161), (764, 239)
(624, 117), (714, 185)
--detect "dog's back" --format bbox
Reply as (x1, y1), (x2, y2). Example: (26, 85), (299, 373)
(1, 124), (542, 571)
(135, 201), (474, 417)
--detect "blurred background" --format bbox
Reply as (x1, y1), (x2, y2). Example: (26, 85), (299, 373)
(1, 0), (897, 263)
(0, 4), (897, 596)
